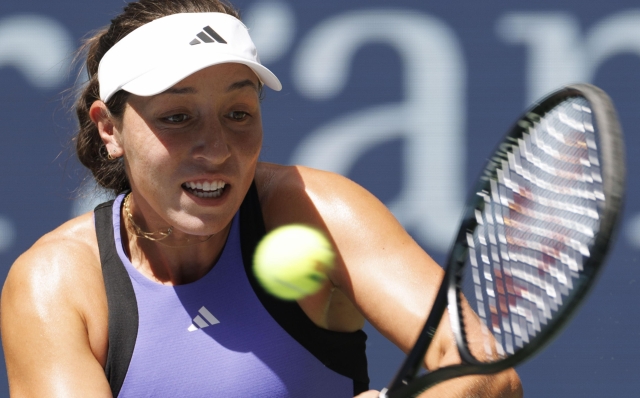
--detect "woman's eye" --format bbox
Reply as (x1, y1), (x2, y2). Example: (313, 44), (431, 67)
(227, 111), (249, 121)
(164, 114), (189, 123)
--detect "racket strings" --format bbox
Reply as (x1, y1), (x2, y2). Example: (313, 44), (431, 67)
(462, 97), (604, 362)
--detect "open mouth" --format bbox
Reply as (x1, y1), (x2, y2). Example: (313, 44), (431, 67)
(182, 181), (227, 198)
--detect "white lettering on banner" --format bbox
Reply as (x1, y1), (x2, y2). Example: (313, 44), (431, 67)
(628, 215), (640, 250)
(496, 13), (586, 103)
(498, 10), (640, 248)
(291, 10), (466, 251)
(0, 216), (16, 254)
(0, 14), (73, 89)
(497, 10), (640, 102)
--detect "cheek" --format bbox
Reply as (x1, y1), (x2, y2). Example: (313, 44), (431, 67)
(125, 149), (168, 192)
(122, 133), (174, 184)
(230, 128), (263, 162)
(128, 135), (168, 164)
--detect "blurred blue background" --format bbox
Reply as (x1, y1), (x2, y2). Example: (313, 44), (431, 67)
(1, 0), (639, 396)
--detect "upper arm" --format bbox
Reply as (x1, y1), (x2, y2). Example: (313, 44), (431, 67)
(1, 239), (112, 398)
(306, 170), (453, 366)
(259, 165), (450, 367)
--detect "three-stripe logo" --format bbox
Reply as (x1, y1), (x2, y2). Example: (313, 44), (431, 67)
(190, 26), (227, 46)
(188, 306), (220, 332)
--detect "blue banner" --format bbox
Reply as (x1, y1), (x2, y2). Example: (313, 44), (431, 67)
(0, 0), (638, 396)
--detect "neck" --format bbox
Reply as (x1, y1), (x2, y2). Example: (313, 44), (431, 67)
(120, 193), (232, 285)
(127, 233), (230, 285)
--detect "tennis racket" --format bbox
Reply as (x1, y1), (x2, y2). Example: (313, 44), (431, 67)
(380, 83), (625, 398)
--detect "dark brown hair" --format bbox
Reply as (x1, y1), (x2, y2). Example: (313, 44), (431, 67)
(75, 0), (241, 194)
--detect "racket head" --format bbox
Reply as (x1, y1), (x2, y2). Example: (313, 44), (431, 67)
(449, 83), (625, 370)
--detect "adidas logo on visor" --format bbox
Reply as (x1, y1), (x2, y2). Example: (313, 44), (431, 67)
(190, 26), (227, 45)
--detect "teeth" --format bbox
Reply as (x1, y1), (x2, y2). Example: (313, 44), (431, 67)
(183, 181), (227, 196)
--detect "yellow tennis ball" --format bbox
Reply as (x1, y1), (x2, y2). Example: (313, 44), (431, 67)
(253, 224), (335, 300)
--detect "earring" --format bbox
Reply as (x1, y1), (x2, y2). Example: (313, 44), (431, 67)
(107, 150), (115, 160)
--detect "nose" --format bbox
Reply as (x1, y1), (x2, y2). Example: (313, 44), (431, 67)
(192, 118), (231, 165)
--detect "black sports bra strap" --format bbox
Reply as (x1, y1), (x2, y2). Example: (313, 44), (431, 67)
(94, 200), (139, 398)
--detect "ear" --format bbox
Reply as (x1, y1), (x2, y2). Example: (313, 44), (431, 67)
(89, 101), (124, 159)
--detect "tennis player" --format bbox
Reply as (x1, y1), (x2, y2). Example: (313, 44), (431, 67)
(1, 0), (522, 397)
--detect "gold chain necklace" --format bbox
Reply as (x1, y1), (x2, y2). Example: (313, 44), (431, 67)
(123, 193), (173, 241)
(122, 194), (216, 247)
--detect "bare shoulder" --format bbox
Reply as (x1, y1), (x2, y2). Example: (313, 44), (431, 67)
(1, 212), (111, 396)
(255, 163), (402, 330)
(255, 163), (441, 335)
(254, 162), (416, 268)
(255, 162), (414, 261)
(255, 162), (377, 228)
(2, 211), (104, 327)
(5, 212), (101, 292)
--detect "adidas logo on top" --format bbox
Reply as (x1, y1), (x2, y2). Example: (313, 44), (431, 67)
(190, 26), (227, 46)
(188, 306), (220, 332)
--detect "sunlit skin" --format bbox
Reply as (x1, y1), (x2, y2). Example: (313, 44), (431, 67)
(1, 63), (523, 397)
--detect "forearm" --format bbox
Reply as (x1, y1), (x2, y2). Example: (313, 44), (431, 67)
(355, 369), (522, 398)
(417, 370), (523, 398)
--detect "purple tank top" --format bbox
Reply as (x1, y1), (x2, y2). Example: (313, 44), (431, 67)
(110, 194), (354, 397)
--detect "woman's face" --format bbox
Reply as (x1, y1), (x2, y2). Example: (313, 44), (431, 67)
(116, 63), (263, 236)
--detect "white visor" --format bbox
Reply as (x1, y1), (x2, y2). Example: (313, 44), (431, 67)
(98, 13), (282, 102)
